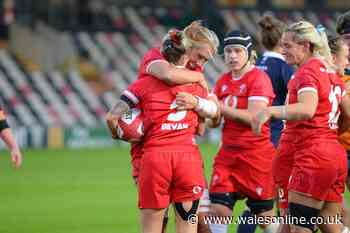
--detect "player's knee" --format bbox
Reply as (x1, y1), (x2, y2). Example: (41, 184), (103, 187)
(209, 192), (238, 211)
(174, 199), (200, 222)
(246, 198), (274, 215)
(289, 202), (320, 232)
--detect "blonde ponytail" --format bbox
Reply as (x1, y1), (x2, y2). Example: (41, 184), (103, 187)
(314, 25), (333, 67)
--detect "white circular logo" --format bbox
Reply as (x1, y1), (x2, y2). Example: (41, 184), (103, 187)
(192, 185), (202, 194)
(278, 188), (284, 199)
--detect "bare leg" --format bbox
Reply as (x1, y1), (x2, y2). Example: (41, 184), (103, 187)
(141, 208), (166, 233)
(318, 201), (343, 233)
(175, 201), (198, 233)
(208, 203), (232, 233)
(288, 191), (323, 233)
(197, 212), (212, 233)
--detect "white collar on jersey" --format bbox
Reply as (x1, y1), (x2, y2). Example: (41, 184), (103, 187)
(263, 51), (285, 61)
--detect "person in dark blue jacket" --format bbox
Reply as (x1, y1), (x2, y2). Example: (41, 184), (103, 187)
(256, 14), (294, 148)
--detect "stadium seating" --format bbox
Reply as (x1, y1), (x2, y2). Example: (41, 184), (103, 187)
(30, 72), (76, 127)
(0, 7), (342, 128)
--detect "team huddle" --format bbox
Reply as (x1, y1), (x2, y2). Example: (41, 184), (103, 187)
(106, 11), (350, 233)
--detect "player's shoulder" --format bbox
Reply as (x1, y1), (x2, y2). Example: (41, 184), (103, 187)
(131, 75), (161, 89)
(252, 66), (267, 75)
(176, 83), (206, 95)
(248, 66), (270, 81)
(300, 58), (325, 73)
(216, 71), (231, 86)
(331, 72), (346, 86)
(142, 47), (164, 62)
(145, 47), (162, 56)
(293, 59), (321, 82)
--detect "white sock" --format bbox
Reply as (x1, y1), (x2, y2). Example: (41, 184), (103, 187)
(263, 223), (279, 233)
(209, 224), (228, 233)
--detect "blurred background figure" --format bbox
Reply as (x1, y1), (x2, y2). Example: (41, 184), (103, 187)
(0, 105), (22, 168)
(236, 13), (294, 233)
(256, 14), (293, 148)
(337, 10), (350, 71)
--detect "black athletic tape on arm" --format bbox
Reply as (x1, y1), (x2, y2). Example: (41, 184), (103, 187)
(120, 95), (136, 108)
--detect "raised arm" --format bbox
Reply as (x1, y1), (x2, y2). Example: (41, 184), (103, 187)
(148, 61), (207, 89)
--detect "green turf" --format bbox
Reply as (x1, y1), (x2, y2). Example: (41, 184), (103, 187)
(0, 144), (347, 233)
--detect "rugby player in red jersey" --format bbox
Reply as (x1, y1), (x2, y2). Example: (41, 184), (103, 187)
(174, 30), (278, 233)
(252, 21), (350, 233)
(106, 22), (219, 233)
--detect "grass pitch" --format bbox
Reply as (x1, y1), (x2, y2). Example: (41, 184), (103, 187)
(1, 144), (344, 233)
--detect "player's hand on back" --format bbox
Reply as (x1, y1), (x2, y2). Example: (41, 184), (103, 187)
(176, 92), (198, 110)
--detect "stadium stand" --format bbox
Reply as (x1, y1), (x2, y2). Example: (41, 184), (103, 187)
(0, 5), (345, 129)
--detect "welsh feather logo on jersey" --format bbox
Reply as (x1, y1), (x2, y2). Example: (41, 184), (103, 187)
(221, 85), (228, 92)
(239, 84), (246, 94)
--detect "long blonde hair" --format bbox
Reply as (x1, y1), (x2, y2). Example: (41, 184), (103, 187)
(286, 21), (333, 67)
(182, 21), (219, 55)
